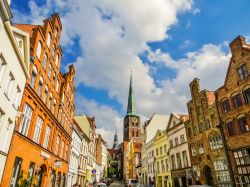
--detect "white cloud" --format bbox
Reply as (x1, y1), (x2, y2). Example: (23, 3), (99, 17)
(75, 93), (123, 147)
(12, 0), (232, 146)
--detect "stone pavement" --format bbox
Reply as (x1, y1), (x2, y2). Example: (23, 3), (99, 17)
(109, 179), (125, 187)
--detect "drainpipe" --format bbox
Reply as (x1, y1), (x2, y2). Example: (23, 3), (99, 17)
(215, 93), (236, 187)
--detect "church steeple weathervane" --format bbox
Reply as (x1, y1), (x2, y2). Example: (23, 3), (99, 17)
(126, 70), (137, 116)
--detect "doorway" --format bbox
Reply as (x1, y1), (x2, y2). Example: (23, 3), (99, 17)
(204, 166), (214, 186)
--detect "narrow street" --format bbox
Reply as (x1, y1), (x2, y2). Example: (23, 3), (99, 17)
(109, 179), (125, 187)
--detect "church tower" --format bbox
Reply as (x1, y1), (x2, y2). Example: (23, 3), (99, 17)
(123, 72), (141, 142)
(113, 130), (118, 149)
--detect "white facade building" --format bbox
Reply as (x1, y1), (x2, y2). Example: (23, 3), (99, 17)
(167, 113), (192, 187)
(68, 124), (82, 187)
(0, 0), (29, 182)
(101, 141), (108, 179)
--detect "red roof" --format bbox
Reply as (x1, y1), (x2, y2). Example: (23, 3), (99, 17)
(14, 23), (40, 36)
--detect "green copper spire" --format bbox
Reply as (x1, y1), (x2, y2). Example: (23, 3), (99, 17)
(126, 71), (137, 116)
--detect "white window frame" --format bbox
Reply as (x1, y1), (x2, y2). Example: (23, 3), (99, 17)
(0, 54), (7, 85)
(43, 125), (51, 149)
(33, 116), (44, 144)
(19, 104), (33, 136)
(5, 72), (15, 97)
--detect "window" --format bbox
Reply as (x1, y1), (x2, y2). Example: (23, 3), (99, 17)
(0, 55), (6, 83)
(52, 73), (56, 86)
(43, 86), (48, 103)
(48, 95), (52, 109)
(28, 162), (35, 181)
(243, 88), (250, 104)
(5, 72), (14, 97)
(55, 54), (59, 66)
(156, 148), (159, 156)
(170, 140), (173, 148)
(238, 64), (248, 80)
(48, 64), (52, 78)
(161, 160), (165, 173)
(176, 153), (182, 169)
(193, 126), (198, 135)
(157, 161), (160, 173)
(52, 100), (56, 114)
(192, 165), (200, 180)
(232, 94), (243, 108)
(55, 136), (60, 155)
(1, 119), (12, 152)
(47, 33), (51, 47)
(56, 80), (59, 92)
(36, 41), (42, 59)
(33, 116), (44, 144)
(13, 86), (21, 108)
(160, 146), (163, 155)
(37, 77), (43, 97)
(238, 116), (249, 133)
(224, 122), (234, 138)
(199, 123), (204, 133)
(165, 159), (169, 171)
(198, 144), (204, 154)
(187, 127), (192, 137)
(180, 134), (185, 143)
(171, 154), (176, 170)
(190, 144), (196, 156)
(52, 44), (55, 58)
(164, 145), (167, 153)
(209, 135), (223, 150)
(182, 151), (188, 168)
(221, 99), (230, 113)
(10, 157), (22, 187)
(30, 68), (38, 90)
(60, 141), (64, 158)
(234, 149), (250, 166)
(43, 125), (51, 149)
(42, 54), (48, 69)
(175, 137), (179, 146)
(19, 104), (33, 136)
(214, 159), (230, 183)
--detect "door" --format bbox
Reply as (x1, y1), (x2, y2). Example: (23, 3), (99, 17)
(204, 166), (214, 186)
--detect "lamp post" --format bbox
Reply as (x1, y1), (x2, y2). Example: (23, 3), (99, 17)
(215, 93), (236, 187)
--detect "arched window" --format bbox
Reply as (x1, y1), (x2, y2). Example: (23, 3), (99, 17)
(132, 131), (134, 137)
(42, 53), (48, 69)
(201, 98), (207, 111)
(43, 85), (48, 103)
(30, 66), (37, 88)
(55, 54), (59, 66)
(209, 135), (223, 150)
(198, 144), (204, 154)
(190, 144), (196, 156)
(36, 41), (42, 59)
(47, 33), (51, 47)
(37, 76), (43, 97)
(48, 64), (52, 78)
(52, 44), (56, 58)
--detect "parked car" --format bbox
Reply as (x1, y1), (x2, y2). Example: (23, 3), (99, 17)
(125, 179), (138, 187)
(96, 182), (107, 187)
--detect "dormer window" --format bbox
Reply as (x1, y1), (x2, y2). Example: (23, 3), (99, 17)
(238, 64), (248, 80)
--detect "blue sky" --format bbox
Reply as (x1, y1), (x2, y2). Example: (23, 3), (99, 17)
(10, 0), (250, 146)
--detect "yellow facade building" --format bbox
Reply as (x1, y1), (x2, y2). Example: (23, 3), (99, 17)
(154, 130), (172, 187)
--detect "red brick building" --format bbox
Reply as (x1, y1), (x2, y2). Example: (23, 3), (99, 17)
(215, 36), (250, 186)
(1, 14), (75, 187)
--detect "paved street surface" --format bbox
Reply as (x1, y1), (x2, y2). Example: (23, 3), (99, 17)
(109, 179), (125, 187)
